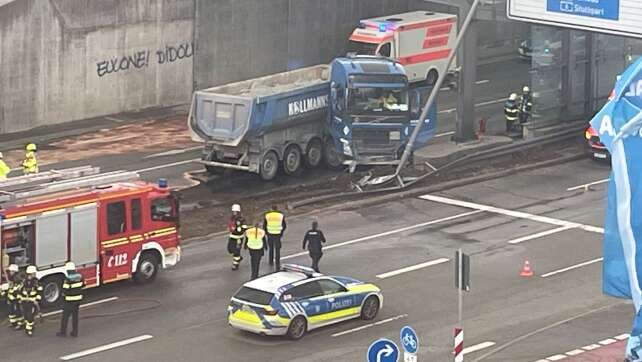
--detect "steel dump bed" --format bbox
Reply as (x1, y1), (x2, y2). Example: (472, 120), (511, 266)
(189, 65), (330, 147)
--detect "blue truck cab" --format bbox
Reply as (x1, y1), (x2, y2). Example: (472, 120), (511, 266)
(326, 56), (436, 169)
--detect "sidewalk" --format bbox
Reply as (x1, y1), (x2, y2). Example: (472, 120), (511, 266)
(0, 104), (189, 152)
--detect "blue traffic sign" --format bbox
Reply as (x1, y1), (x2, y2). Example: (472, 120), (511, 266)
(367, 338), (399, 362)
(547, 0), (619, 21)
(400, 326), (419, 354)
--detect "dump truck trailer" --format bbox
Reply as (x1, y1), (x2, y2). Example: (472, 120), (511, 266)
(189, 57), (437, 181)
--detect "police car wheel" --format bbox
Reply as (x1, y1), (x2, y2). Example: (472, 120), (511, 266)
(287, 316), (307, 340)
(360, 296), (379, 320)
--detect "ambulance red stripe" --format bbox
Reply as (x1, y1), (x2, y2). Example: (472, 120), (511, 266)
(423, 36), (449, 49)
(397, 49), (451, 66)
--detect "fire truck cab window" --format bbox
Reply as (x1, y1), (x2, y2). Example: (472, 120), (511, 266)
(107, 201), (127, 235)
(131, 198), (142, 230)
(151, 198), (173, 221)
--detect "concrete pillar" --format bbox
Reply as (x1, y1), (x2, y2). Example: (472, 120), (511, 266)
(455, 19), (478, 142)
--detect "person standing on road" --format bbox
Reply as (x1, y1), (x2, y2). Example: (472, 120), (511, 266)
(504, 93), (520, 134)
(20, 265), (42, 337)
(263, 205), (286, 270)
(244, 223), (267, 280)
(519, 86), (533, 125)
(57, 262), (84, 338)
(1, 264), (24, 330)
(302, 221), (326, 273)
(22, 143), (38, 175)
(228, 204), (247, 270)
(0, 152), (11, 180)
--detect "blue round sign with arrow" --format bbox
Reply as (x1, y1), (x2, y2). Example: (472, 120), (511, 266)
(367, 338), (399, 362)
(400, 326), (419, 354)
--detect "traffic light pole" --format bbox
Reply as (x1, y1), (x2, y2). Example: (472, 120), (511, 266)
(458, 248), (463, 326)
(394, 0), (482, 177)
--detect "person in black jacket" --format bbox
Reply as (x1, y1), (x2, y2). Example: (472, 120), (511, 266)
(302, 221), (326, 273)
(57, 262), (84, 337)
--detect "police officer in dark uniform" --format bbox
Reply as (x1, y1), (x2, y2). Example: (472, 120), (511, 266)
(302, 221), (327, 273)
(57, 262), (84, 337)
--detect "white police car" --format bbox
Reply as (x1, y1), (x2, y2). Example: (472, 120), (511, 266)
(227, 264), (383, 339)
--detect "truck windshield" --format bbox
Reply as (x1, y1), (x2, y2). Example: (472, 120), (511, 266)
(347, 88), (408, 115)
(348, 41), (379, 55)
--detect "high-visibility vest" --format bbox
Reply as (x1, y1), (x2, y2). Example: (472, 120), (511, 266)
(20, 279), (42, 303)
(245, 227), (265, 250)
(63, 273), (84, 303)
(0, 160), (10, 180)
(22, 152), (38, 174)
(265, 211), (284, 235)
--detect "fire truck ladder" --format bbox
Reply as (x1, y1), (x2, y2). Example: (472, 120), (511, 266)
(0, 167), (140, 204)
(0, 166), (100, 189)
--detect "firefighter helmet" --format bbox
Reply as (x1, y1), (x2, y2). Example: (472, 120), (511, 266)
(26, 265), (37, 274)
(522, 86), (530, 94)
(8, 264), (18, 272)
(231, 204), (241, 212)
(509, 93), (518, 101)
(26, 143), (37, 152)
(65, 262), (76, 271)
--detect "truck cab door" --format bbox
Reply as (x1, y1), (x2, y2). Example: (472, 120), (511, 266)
(100, 200), (133, 284)
(409, 88), (438, 149)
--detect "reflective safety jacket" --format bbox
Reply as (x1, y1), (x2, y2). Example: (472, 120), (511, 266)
(245, 227), (267, 250)
(63, 272), (84, 303)
(22, 152), (38, 174)
(504, 100), (519, 121)
(519, 94), (533, 114)
(0, 159), (10, 180)
(1, 278), (23, 302)
(20, 278), (42, 304)
(229, 215), (248, 240)
(264, 211), (286, 235)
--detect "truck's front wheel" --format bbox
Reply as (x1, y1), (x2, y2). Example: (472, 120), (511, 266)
(323, 139), (344, 170)
(260, 151), (279, 181)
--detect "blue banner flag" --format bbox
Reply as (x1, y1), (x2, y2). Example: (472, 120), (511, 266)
(590, 56), (642, 360)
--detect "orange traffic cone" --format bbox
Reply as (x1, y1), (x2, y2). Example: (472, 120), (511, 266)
(520, 259), (534, 277)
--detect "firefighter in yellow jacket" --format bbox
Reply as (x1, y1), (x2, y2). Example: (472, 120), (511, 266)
(20, 265), (42, 337)
(0, 152), (10, 180)
(22, 143), (38, 175)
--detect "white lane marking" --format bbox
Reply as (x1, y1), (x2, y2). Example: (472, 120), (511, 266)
(565, 349), (584, 356)
(331, 314), (407, 337)
(59, 335), (153, 361)
(476, 79), (490, 85)
(435, 131), (455, 138)
(598, 338), (617, 345)
(135, 158), (200, 173)
(582, 344), (601, 351)
(566, 178), (610, 191)
(376, 258), (450, 279)
(419, 194), (604, 234)
(546, 355), (567, 361)
(42, 297), (119, 317)
(615, 333), (630, 340)
(507, 226), (575, 244)
(463, 341), (496, 355)
(540, 258), (603, 278)
(144, 146), (201, 159)
(281, 210), (483, 261)
(437, 98), (506, 114)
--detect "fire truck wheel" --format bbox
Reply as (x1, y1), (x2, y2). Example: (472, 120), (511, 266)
(41, 275), (64, 307)
(134, 253), (160, 284)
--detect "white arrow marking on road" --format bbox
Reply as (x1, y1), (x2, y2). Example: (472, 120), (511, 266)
(59, 334), (153, 360)
(377, 343), (394, 362)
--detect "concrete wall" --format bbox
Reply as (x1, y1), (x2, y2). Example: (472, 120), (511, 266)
(0, 0), (194, 133)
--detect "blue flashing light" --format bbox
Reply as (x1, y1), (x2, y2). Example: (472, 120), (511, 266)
(544, 48), (550, 53)
(158, 178), (168, 188)
(379, 23), (387, 32)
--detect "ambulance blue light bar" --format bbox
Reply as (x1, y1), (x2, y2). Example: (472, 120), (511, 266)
(281, 264), (321, 278)
(379, 23), (387, 32)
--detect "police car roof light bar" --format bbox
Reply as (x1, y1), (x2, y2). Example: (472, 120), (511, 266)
(281, 264), (321, 278)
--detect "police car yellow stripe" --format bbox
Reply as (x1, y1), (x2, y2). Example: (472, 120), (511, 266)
(229, 310), (264, 327)
(346, 283), (380, 293)
(308, 307), (361, 324)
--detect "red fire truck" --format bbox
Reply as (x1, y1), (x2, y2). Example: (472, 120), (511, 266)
(0, 168), (181, 306)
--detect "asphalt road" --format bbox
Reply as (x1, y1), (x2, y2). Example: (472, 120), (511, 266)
(2, 156), (628, 362)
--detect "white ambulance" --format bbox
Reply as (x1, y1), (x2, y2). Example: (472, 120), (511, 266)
(349, 11), (458, 86)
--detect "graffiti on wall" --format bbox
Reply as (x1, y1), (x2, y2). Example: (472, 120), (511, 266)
(97, 42), (193, 77)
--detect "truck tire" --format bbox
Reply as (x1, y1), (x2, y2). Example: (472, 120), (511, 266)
(323, 139), (344, 170)
(41, 275), (64, 307)
(304, 139), (323, 168)
(283, 145), (302, 175)
(134, 253), (160, 284)
(426, 69), (439, 86)
(260, 151), (279, 181)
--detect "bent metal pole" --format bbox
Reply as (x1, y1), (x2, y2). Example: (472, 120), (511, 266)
(395, 0), (483, 177)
